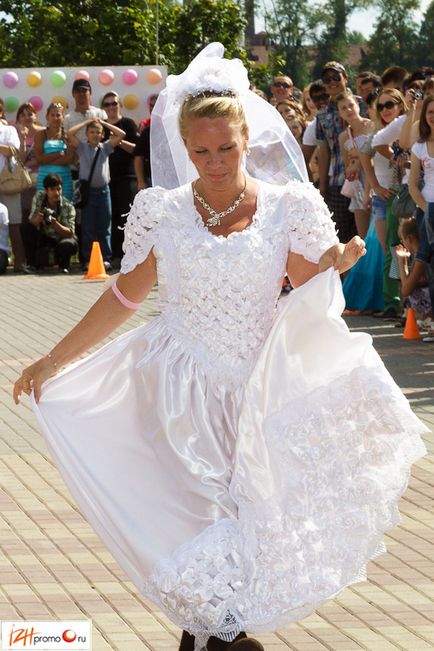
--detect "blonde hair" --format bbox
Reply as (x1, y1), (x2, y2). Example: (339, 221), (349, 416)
(178, 92), (248, 141)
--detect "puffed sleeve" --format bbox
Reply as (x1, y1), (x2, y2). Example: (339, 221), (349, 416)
(120, 187), (166, 274)
(285, 181), (339, 264)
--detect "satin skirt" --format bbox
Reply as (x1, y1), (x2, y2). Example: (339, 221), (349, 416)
(32, 269), (427, 647)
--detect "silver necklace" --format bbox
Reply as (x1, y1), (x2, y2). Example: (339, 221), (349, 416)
(193, 176), (247, 227)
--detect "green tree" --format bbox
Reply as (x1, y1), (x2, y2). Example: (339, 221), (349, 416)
(313, 0), (372, 77)
(264, 0), (327, 88)
(347, 30), (365, 45)
(0, 0), (245, 71)
(170, 0), (246, 73)
(419, 1), (434, 68)
(363, 0), (420, 73)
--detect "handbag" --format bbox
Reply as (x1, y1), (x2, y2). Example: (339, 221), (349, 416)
(341, 178), (359, 199)
(0, 146), (33, 195)
(390, 183), (416, 218)
(73, 147), (101, 209)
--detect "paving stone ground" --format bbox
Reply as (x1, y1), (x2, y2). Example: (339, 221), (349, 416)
(1, 271), (433, 651)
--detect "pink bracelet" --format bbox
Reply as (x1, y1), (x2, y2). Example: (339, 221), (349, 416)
(111, 279), (142, 310)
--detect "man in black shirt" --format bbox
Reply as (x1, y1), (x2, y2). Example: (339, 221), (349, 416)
(134, 94), (158, 191)
(102, 91), (139, 265)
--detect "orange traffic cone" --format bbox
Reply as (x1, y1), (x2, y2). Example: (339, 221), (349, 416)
(83, 242), (109, 280)
(403, 308), (421, 340)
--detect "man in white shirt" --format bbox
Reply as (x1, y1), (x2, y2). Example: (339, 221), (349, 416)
(64, 79), (107, 144)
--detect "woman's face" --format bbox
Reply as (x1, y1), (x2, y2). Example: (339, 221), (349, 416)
(19, 108), (36, 127)
(277, 104), (296, 123)
(287, 118), (303, 142)
(185, 117), (247, 189)
(46, 108), (64, 129)
(304, 93), (317, 116)
(425, 101), (434, 132)
(377, 93), (402, 124)
(337, 96), (360, 123)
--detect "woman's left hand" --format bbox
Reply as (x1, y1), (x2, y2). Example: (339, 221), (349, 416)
(319, 237), (366, 273)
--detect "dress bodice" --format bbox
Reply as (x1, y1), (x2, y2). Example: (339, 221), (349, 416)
(121, 180), (338, 386)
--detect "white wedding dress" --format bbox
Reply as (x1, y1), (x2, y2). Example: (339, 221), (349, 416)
(33, 179), (427, 646)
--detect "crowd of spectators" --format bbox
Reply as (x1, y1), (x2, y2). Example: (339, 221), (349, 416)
(1, 62), (433, 339)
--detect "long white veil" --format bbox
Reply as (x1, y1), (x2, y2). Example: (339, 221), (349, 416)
(150, 43), (308, 188)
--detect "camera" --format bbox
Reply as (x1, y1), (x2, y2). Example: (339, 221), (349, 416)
(42, 207), (56, 224)
(413, 90), (423, 100)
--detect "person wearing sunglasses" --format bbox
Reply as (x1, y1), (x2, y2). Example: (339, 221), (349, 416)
(316, 61), (368, 243)
(359, 89), (408, 318)
(101, 91), (139, 267)
(270, 75), (293, 104)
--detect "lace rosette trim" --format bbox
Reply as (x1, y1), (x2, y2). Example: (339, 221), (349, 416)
(285, 180), (339, 263)
(121, 186), (166, 274)
(141, 366), (426, 643)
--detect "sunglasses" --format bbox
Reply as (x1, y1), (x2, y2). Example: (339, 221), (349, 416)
(322, 73), (342, 84)
(311, 92), (329, 102)
(273, 82), (292, 89)
(103, 100), (119, 107)
(377, 100), (400, 112)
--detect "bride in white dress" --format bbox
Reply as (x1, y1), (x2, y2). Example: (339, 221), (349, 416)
(14, 45), (427, 651)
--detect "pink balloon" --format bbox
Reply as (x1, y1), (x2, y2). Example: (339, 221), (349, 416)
(75, 70), (90, 81)
(3, 71), (19, 88)
(123, 68), (138, 85)
(99, 69), (114, 85)
(29, 96), (44, 111)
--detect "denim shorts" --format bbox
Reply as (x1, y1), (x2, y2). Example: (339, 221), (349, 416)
(371, 195), (387, 222)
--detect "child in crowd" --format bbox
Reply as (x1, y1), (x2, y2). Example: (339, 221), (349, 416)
(397, 218), (433, 333)
(337, 89), (374, 238)
(67, 118), (125, 271)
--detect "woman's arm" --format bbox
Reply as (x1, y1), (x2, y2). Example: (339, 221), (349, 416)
(359, 151), (392, 201)
(339, 131), (351, 174)
(396, 248), (427, 298)
(399, 108), (418, 149)
(408, 152), (425, 212)
(34, 129), (64, 165)
(13, 253), (157, 404)
(0, 144), (14, 157)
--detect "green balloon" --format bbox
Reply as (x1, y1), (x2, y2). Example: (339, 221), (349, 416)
(51, 70), (66, 87)
(4, 96), (19, 112)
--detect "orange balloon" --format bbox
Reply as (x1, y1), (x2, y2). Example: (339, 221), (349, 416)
(146, 68), (163, 85)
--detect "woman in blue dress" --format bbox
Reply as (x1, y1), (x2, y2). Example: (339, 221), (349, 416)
(34, 103), (75, 200)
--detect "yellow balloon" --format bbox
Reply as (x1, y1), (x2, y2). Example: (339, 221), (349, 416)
(123, 94), (139, 110)
(51, 95), (69, 109)
(27, 71), (42, 87)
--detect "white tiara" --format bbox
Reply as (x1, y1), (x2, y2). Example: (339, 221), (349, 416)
(165, 43), (249, 106)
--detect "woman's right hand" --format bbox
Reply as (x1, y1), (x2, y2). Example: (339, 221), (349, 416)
(13, 356), (57, 405)
(374, 184), (394, 201)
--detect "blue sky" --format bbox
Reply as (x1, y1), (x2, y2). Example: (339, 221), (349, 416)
(348, 1), (430, 36)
